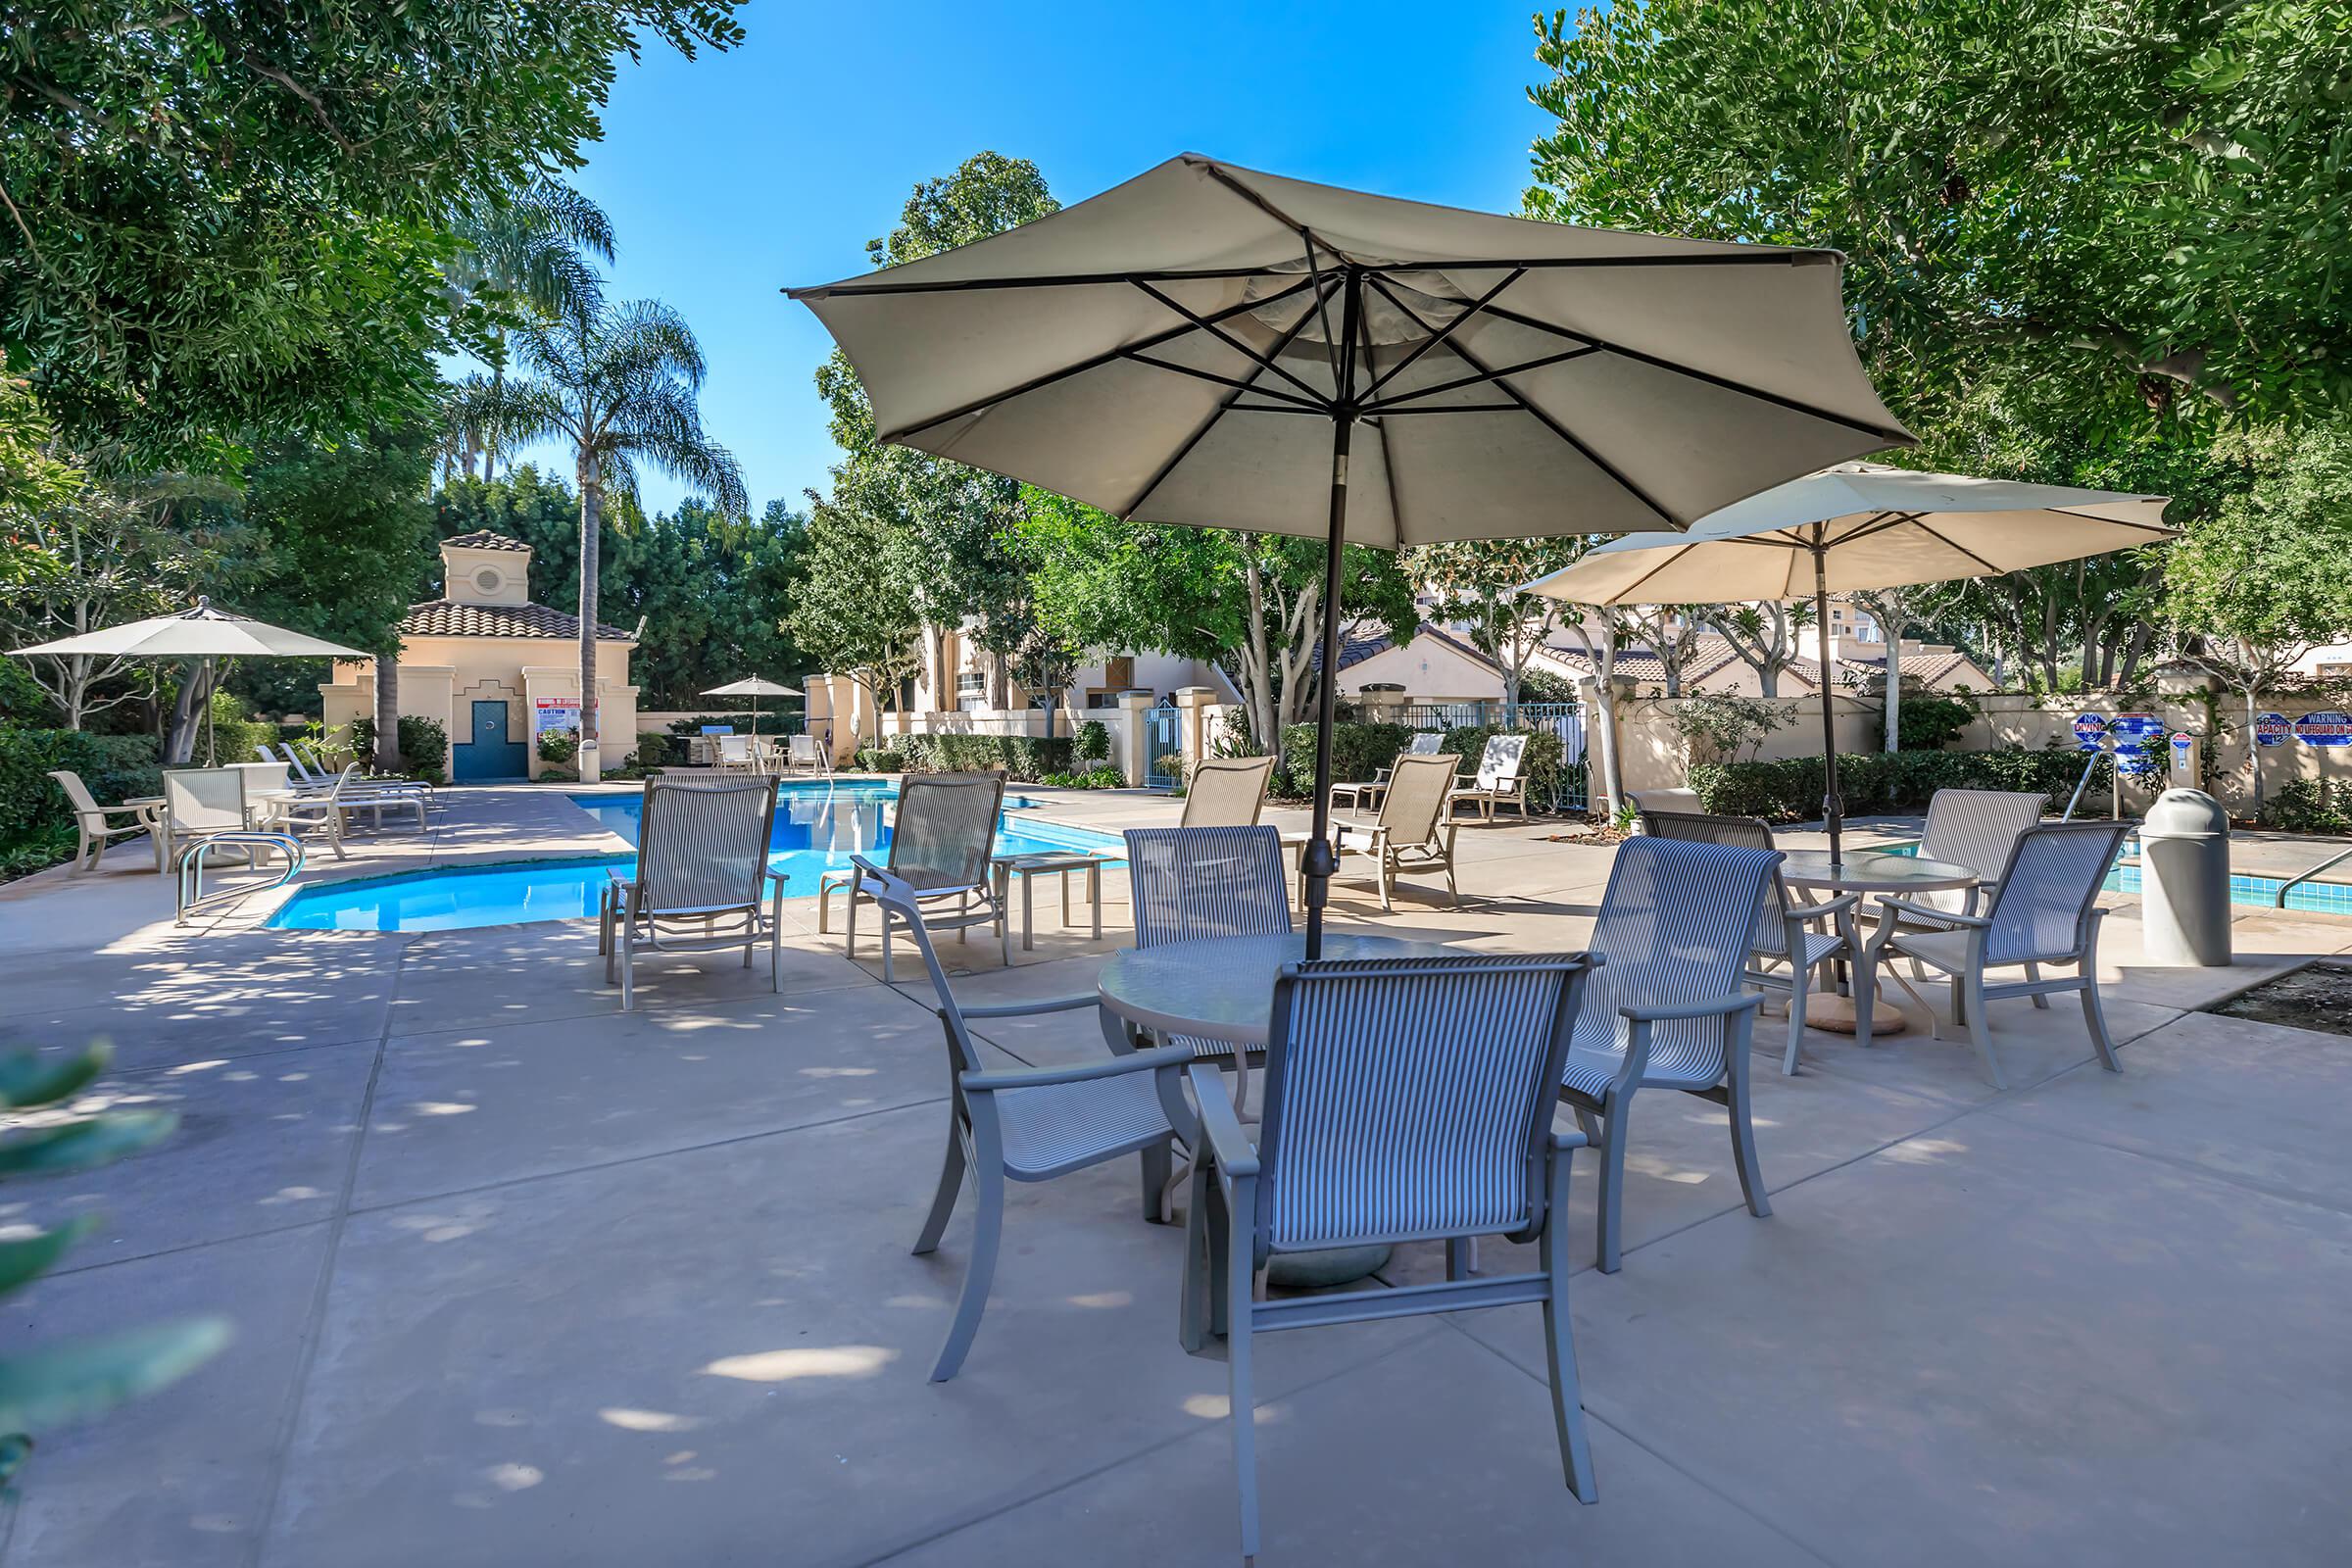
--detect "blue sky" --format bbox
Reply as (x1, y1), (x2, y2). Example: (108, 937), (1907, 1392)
(523, 0), (1559, 515)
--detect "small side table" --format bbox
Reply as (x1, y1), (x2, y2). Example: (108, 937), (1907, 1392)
(990, 852), (1107, 954)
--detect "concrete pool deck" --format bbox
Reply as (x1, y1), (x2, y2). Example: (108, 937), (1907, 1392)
(1, 782), (2349, 1565)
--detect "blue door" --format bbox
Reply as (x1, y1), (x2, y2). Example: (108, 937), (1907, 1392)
(454, 700), (527, 781)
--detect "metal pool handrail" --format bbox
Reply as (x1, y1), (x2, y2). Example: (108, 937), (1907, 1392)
(176, 833), (304, 925)
(2274, 846), (2352, 909)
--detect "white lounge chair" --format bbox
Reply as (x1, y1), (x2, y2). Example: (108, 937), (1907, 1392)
(1449, 733), (1530, 822)
(47, 770), (155, 875)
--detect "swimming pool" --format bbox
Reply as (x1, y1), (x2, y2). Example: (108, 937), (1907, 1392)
(1886, 837), (2352, 918)
(268, 783), (1121, 932)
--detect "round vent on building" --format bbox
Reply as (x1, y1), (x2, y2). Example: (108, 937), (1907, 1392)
(472, 567), (504, 595)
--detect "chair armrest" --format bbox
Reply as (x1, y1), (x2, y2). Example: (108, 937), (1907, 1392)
(1619, 993), (1765, 1025)
(1879, 897), (1989, 928)
(849, 852), (885, 877)
(1186, 1060), (1257, 1178)
(960, 993), (1100, 1019)
(960, 1044), (1194, 1094)
(1547, 1124), (1590, 1153)
(762, 868), (787, 888)
(1795, 891), (1862, 922)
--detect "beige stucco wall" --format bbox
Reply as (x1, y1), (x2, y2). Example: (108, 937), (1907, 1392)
(320, 634), (638, 776)
(1341, 634), (1504, 702)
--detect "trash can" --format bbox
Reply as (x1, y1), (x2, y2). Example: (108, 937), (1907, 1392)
(2139, 788), (2231, 967)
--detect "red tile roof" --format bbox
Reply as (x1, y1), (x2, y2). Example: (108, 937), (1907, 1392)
(399, 600), (632, 641)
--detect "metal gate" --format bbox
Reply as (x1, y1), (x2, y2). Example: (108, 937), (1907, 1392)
(1387, 698), (1590, 813)
(1144, 704), (1184, 789)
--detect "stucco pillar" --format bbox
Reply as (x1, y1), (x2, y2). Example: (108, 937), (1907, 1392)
(1174, 686), (1216, 775)
(1116, 690), (1154, 789)
(1356, 684), (1407, 725)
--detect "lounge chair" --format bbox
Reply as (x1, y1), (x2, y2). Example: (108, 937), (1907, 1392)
(1449, 733), (1530, 822)
(1855, 820), (2131, 1088)
(1325, 751), (1459, 910)
(47, 770), (155, 875)
(597, 777), (785, 1010)
(1179, 756), (1273, 828)
(829, 772), (1007, 982)
(787, 733), (830, 775)
(1557, 835), (1783, 1272)
(1185, 952), (1601, 1559)
(713, 734), (759, 774)
(866, 862), (1191, 1383)
(279, 745), (431, 808)
(1639, 809), (1859, 1076)
(1327, 731), (1440, 813)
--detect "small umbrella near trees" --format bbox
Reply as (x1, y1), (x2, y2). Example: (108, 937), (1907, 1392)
(445, 299), (748, 782)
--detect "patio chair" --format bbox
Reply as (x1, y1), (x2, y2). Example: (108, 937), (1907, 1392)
(1327, 731), (1440, 813)
(1624, 787), (1701, 826)
(159, 767), (294, 875)
(1639, 810), (1860, 1076)
(1179, 756), (1274, 828)
(835, 772), (1007, 982)
(1326, 751), (1459, 910)
(281, 745), (432, 807)
(787, 733), (830, 775)
(597, 777), (785, 1010)
(1449, 733), (1530, 822)
(1557, 835), (1782, 1273)
(1184, 952), (1600, 1559)
(47, 770), (154, 875)
(1854, 820), (2131, 1088)
(866, 861), (1193, 1383)
(713, 734), (758, 774)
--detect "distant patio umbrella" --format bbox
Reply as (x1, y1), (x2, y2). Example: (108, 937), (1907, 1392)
(790, 154), (1912, 950)
(1518, 464), (2176, 862)
(10, 597), (367, 763)
(701, 676), (798, 743)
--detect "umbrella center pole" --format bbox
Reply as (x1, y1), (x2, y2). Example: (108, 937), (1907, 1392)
(1302, 267), (1364, 961)
(1813, 551), (1844, 865)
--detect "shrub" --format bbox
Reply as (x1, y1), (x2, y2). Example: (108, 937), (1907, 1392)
(1689, 745), (2103, 821)
(205, 690), (278, 768)
(1074, 719), (1111, 765)
(1042, 766), (1125, 790)
(633, 732), (680, 767)
(0, 725), (163, 848)
(1667, 693), (1793, 764)
(892, 733), (1074, 781)
(1892, 690), (1978, 751)
(348, 714), (450, 786)
(1280, 721), (1414, 797)
(536, 728), (578, 765)
(2258, 778), (2350, 834)
(856, 747), (906, 773)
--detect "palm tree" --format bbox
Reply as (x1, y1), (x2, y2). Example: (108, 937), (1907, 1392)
(445, 300), (747, 779)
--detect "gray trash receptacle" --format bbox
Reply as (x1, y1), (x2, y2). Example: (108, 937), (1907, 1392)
(2139, 788), (2231, 967)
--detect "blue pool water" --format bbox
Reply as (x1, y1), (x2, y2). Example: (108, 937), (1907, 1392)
(269, 782), (1120, 932)
(1886, 838), (2352, 917)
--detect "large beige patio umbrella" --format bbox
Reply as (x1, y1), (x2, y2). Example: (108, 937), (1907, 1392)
(11, 598), (367, 763)
(701, 676), (798, 748)
(1518, 464), (2176, 861)
(790, 154), (1913, 949)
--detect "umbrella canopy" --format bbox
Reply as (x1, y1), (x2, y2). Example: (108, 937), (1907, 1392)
(792, 154), (1913, 948)
(701, 676), (798, 744)
(10, 597), (367, 661)
(1519, 464), (2177, 859)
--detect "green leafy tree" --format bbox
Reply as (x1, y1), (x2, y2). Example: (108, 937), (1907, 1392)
(1, 2), (744, 463)
(444, 300), (746, 777)
(789, 491), (923, 711)
(1409, 539), (1586, 719)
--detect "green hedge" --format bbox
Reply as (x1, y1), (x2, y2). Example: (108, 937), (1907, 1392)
(855, 747), (906, 773)
(634, 732), (681, 767)
(894, 733), (1074, 782)
(349, 714), (451, 786)
(1280, 722), (1414, 796)
(1689, 746), (2105, 821)
(0, 725), (163, 845)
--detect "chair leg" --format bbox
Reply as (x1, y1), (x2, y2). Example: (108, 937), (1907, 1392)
(1540, 1149), (1598, 1503)
(929, 1167), (1002, 1383)
(1141, 1140), (1172, 1224)
(1726, 1069), (1772, 1219)
(619, 923), (635, 1011)
(912, 1128), (965, 1255)
(1592, 1095), (1629, 1274)
(1782, 972), (1808, 1076)
(1446, 1237), (1479, 1280)
(2025, 960), (2050, 1007)
(1179, 1158), (1214, 1354)
(1960, 972), (2004, 1089)
(1852, 952), (1875, 1051)
(1224, 1196), (1261, 1565)
(844, 868), (862, 958)
(1379, 854), (1394, 911)
(2082, 974), (2122, 1072)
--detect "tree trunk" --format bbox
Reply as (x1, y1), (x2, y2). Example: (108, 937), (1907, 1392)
(1758, 665), (1779, 698)
(163, 661), (212, 766)
(577, 451), (604, 782)
(374, 652), (401, 772)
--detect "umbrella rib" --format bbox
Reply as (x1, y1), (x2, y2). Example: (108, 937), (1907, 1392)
(2041, 508), (2178, 534)
(1608, 540), (1709, 607)
(1365, 272), (1679, 528)
(1300, 231), (1347, 391)
(873, 273), (1318, 444)
(1360, 345), (1604, 413)
(1120, 350), (1324, 409)
(1475, 301), (1915, 445)
(1904, 516), (2005, 576)
(1129, 280), (1332, 406)
(1123, 275), (1337, 519)
(1360, 268), (1527, 398)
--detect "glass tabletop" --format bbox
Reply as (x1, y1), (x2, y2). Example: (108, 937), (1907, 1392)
(1777, 850), (1979, 894)
(1097, 932), (1455, 1047)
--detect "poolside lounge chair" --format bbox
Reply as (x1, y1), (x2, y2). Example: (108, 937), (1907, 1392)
(1449, 733), (1530, 822)
(865, 862), (1190, 1383)
(1179, 756), (1274, 828)
(1855, 820), (2131, 1088)
(1184, 952), (1600, 1559)
(598, 777), (785, 1010)
(787, 733), (830, 776)
(1639, 809), (1859, 1076)
(835, 772), (1007, 982)
(1557, 835), (1782, 1273)
(1327, 731), (1440, 813)
(1325, 751), (1459, 910)
(278, 745), (432, 808)
(47, 770), (155, 875)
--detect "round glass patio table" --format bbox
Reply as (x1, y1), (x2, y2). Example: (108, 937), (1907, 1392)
(1776, 851), (1980, 1036)
(1097, 931), (1454, 1287)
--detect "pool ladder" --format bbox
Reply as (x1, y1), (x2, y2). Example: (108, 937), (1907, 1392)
(176, 833), (304, 925)
(2274, 846), (2352, 909)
